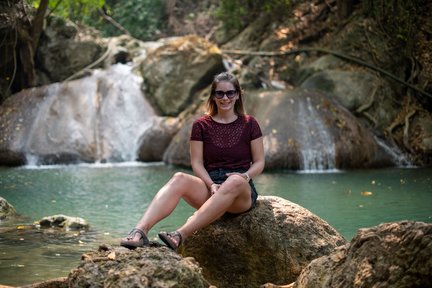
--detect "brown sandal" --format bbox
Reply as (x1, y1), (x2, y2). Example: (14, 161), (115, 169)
(158, 231), (182, 250)
(120, 228), (149, 249)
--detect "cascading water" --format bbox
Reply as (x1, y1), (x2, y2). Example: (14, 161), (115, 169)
(23, 64), (156, 164)
(296, 97), (336, 171)
(374, 136), (413, 167)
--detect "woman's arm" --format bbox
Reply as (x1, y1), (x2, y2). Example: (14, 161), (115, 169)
(245, 136), (265, 180)
(190, 140), (214, 189)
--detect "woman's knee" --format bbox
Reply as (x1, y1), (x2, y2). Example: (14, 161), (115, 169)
(222, 175), (248, 194)
(171, 172), (190, 184)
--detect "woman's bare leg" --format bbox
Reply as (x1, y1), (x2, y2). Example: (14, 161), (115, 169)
(134, 172), (210, 235)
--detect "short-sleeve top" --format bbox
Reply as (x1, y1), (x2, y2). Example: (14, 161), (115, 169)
(190, 114), (263, 171)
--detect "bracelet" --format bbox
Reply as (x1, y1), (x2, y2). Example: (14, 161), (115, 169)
(243, 172), (250, 182)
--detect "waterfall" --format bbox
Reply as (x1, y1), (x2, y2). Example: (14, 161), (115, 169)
(374, 136), (413, 167)
(23, 64), (156, 164)
(296, 97), (336, 171)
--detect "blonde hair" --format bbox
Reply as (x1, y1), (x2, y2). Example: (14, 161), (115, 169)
(206, 72), (245, 116)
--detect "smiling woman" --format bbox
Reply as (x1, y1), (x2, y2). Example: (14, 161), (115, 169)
(120, 72), (265, 251)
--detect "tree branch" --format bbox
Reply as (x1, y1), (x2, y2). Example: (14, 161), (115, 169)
(98, 8), (130, 36)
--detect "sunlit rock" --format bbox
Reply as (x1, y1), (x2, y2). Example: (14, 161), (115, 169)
(0, 197), (17, 220)
(180, 196), (346, 287)
(68, 244), (211, 287)
(294, 221), (432, 288)
(140, 35), (224, 116)
(38, 214), (89, 231)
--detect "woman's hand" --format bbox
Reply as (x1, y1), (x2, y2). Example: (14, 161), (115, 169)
(210, 183), (220, 195)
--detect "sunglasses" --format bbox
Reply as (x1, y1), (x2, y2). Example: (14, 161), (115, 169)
(214, 90), (237, 99)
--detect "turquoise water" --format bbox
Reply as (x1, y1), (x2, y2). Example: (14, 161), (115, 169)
(0, 163), (431, 286)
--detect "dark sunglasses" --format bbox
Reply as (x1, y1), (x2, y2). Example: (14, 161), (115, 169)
(214, 90), (237, 99)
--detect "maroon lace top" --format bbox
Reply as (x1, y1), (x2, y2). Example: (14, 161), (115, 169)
(190, 114), (263, 171)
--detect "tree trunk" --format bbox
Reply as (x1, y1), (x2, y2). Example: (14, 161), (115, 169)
(337, 0), (356, 20)
(31, 0), (49, 51)
(17, 0), (48, 89)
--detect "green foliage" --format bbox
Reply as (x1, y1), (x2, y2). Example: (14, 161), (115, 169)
(29, 0), (105, 21)
(97, 0), (164, 40)
(28, 0), (164, 41)
(215, 0), (291, 32)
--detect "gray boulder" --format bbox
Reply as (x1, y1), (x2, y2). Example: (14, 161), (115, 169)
(38, 214), (89, 231)
(180, 196), (346, 287)
(294, 221), (432, 288)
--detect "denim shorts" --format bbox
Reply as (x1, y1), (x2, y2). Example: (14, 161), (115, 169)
(208, 168), (258, 213)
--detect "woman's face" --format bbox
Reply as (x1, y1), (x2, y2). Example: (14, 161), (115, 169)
(213, 81), (238, 113)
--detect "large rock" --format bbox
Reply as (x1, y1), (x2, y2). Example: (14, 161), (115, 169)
(300, 69), (399, 131)
(140, 35), (224, 116)
(0, 197), (17, 220)
(163, 117), (197, 166)
(36, 16), (104, 84)
(163, 88), (396, 170)
(68, 244), (211, 287)
(0, 64), (156, 165)
(180, 196), (346, 287)
(294, 221), (432, 288)
(137, 116), (181, 162)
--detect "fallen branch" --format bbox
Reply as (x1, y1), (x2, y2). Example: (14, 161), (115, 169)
(222, 48), (432, 100)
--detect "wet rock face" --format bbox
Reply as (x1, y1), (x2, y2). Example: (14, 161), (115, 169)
(180, 196), (346, 288)
(294, 221), (432, 288)
(68, 244), (211, 288)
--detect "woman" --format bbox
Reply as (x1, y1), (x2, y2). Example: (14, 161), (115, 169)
(120, 72), (265, 250)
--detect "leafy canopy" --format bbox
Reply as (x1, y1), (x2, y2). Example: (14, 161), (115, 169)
(29, 0), (105, 21)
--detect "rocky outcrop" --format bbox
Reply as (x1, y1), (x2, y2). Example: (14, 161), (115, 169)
(38, 215), (89, 231)
(140, 35), (224, 116)
(293, 221), (432, 288)
(68, 244), (211, 288)
(180, 196), (346, 288)
(0, 197), (17, 220)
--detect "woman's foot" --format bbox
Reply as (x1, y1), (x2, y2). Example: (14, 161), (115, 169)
(158, 231), (182, 251)
(120, 228), (149, 249)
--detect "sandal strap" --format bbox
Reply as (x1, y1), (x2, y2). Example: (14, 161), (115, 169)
(128, 228), (146, 240)
(169, 231), (182, 246)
